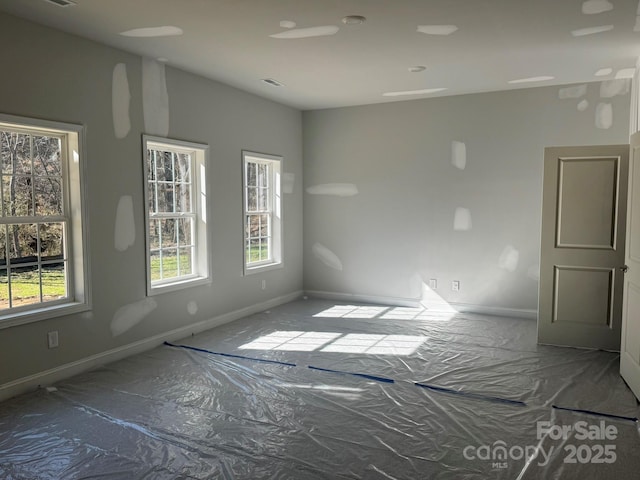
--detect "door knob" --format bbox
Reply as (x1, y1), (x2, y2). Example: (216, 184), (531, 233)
(621, 265), (629, 273)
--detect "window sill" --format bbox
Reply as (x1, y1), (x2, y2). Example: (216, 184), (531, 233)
(244, 261), (283, 276)
(0, 301), (91, 331)
(148, 276), (211, 297)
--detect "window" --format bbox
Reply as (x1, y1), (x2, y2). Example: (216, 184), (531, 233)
(143, 136), (209, 295)
(242, 151), (282, 274)
(0, 114), (89, 327)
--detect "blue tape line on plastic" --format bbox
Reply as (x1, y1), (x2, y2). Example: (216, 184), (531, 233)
(414, 382), (526, 407)
(552, 405), (638, 423)
(308, 365), (395, 384)
(164, 341), (297, 367)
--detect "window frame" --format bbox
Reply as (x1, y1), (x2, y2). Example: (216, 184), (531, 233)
(0, 113), (90, 329)
(242, 151), (283, 275)
(142, 135), (211, 296)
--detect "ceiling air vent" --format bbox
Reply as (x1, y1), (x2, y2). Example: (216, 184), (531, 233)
(43, 0), (77, 7)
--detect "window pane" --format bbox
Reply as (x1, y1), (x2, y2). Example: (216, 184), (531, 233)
(160, 219), (177, 248)
(148, 181), (157, 213)
(32, 136), (61, 177)
(0, 226), (6, 267)
(158, 151), (174, 182)
(0, 269), (8, 309)
(1, 132), (14, 174)
(260, 214), (269, 238)
(176, 182), (191, 213)
(1, 132), (31, 175)
(245, 216), (251, 239)
(40, 223), (64, 259)
(161, 249), (178, 279)
(9, 223), (38, 262)
(179, 247), (193, 276)
(11, 266), (41, 307)
(246, 161), (256, 187)
(178, 218), (192, 246)
(42, 262), (66, 301)
(150, 252), (161, 281)
(248, 238), (261, 263)
(3, 175), (34, 217)
(34, 176), (62, 216)
(258, 187), (268, 211)
(146, 149), (156, 181)
(248, 214), (260, 239)
(258, 164), (268, 187)
(149, 220), (160, 249)
(247, 187), (257, 212)
(175, 153), (191, 182)
(156, 182), (175, 213)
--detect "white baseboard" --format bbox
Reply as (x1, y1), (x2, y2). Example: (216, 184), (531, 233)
(305, 290), (537, 320)
(0, 290), (303, 403)
(305, 290), (420, 308)
(449, 302), (537, 320)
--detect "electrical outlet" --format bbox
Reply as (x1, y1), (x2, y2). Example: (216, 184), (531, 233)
(47, 331), (59, 349)
(452, 280), (460, 292)
(429, 278), (437, 290)
(261, 279), (266, 290)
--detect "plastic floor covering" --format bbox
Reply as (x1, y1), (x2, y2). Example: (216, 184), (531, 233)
(1, 298), (639, 479)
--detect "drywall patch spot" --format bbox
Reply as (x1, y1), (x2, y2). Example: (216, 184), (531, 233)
(142, 58), (169, 137)
(635, 16), (640, 31)
(615, 69), (636, 80)
(600, 78), (630, 98)
(187, 301), (198, 315)
(453, 207), (472, 231)
(582, 0), (613, 15)
(595, 67), (613, 77)
(498, 245), (520, 272)
(558, 84), (587, 99)
(280, 20), (297, 29)
(451, 141), (467, 170)
(283, 173), (295, 194)
(417, 25), (458, 35)
(527, 265), (540, 281)
(111, 298), (157, 337)
(120, 26), (183, 37)
(571, 25), (614, 36)
(81, 311), (94, 320)
(270, 26), (339, 39)
(595, 102), (613, 129)
(115, 195), (136, 252)
(306, 183), (359, 197)
(383, 88), (447, 97)
(312, 243), (343, 271)
(112, 63), (131, 139)
(577, 99), (589, 112)
(508, 76), (554, 84)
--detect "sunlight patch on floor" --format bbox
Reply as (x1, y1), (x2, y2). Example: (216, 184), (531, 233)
(239, 331), (426, 356)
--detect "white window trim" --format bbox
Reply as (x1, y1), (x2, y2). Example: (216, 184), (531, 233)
(143, 135), (211, 296)
(242, 151), (283, 276)
(0, 113), (91, 330)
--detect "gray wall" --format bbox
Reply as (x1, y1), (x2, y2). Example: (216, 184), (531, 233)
(0, 13), (303, 386)
(303, 83), (631, 312)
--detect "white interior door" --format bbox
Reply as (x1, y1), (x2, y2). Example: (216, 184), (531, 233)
(538, 145), (629, 350)
(621, 132), (640, 399)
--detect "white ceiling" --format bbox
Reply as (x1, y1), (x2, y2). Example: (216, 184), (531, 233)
(1, 0), (639, 110)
